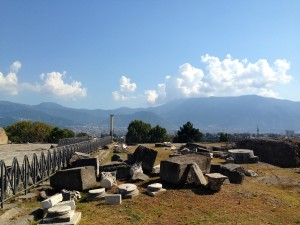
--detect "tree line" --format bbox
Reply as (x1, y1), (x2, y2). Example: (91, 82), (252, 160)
(4, 120), (230, 144)
(4, 121), (76, 143)
(125, 120), (204, 144)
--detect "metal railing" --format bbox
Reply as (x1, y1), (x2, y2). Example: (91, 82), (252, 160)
(0, 136), (111, 208)
(58, 137), (92, 147)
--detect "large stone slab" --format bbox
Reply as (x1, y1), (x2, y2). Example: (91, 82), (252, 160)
(71, 157), (99, 177)
(128, 145), (158, 173)
(50, 166), (97, 191)
(220, 163), (245, 184)
(160, 154), (211, 185)
(99, 161), (131, 180)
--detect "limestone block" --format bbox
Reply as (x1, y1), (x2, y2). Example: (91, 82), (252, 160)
(71, 157), (99, 177)
(220, 163), (245, 184)
(160, 154), (211, 185)
(206, 173), (228, 191)
(228, 149), (259, 164)
(99, 162), (131, 179)
(100, 171), (116, 189)
(186, 162), (208, 186)
(147, 183), (162, 192)
(128, 145), (158, 173)
(105, 194), (122, 205)
(39, 212), (81, 225)
(50, 166), (98, 191)
(42, 193), (63, 209)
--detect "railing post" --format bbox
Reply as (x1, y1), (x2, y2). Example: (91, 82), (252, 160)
(24, 156), (28, 195)
(1, 161), (5, 208)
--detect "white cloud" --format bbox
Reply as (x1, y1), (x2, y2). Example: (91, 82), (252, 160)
(0, 61), (21, 95)
(145, 54), (292, 105)
(112, 76), (137, 101)
(39, 72), (87, 99)
(0, 61), (87, 99)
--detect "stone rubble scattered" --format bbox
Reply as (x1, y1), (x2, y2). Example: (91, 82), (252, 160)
(28, 143), (260, 224)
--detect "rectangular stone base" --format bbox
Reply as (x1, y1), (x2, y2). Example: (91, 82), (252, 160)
(39, 212), (81, 225)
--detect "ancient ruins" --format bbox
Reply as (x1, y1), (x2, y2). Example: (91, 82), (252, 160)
(2, 138), (300, 224)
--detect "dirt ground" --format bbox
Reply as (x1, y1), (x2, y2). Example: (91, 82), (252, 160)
(0, 143), (56, 165)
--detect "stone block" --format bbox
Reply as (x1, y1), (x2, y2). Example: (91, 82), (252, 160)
(228, 149), (259, 164)
(146, 188), (166, 197)
(105, 194), (122, 205)
(40, 212), (81, 225)
(99, 161), (131, 180)
(128, 145), (158, 173)
(42, 193), (63, 209)
(72, 157), (99, 177)
(220, 163), (245, 184)
(206, 173), (228, 191)
(50, 166), (98, 191)
(160, 154), (211, 185)
(186, 162), (208, 186)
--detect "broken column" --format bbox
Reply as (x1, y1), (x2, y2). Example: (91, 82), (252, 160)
(205, 173), (228, 191)
(146, 183), (166, 197)
(118, 183), (139, 198)
(87, 188), (106, 201)
(100, 171), (117, 189)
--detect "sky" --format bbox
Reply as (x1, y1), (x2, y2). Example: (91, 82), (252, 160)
(0, 1), (299, 109)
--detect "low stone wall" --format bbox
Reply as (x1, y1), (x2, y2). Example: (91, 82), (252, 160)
(237, 139), (300, 168)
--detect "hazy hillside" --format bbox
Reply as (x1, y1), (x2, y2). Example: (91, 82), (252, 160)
(1, 95), (300, 133)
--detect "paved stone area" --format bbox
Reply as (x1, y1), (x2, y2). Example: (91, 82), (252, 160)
(0, 143), (56, 165)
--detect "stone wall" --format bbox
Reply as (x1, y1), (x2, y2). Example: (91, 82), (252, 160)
(0, 127), (8, 145)
(237, 139), (300, 168)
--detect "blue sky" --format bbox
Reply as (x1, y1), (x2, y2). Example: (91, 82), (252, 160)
(0, 1), (299, 109)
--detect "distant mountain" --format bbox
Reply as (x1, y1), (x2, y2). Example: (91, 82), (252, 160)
(1, 95), (300, 133)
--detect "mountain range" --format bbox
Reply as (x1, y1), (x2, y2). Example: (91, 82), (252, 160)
(1, 95), (300, 133)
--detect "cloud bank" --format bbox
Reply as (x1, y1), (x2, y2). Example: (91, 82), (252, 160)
(112, 76), (137, 100)
(39, 72), (87, 99)
(0, 61), (87, 99)
(145, 54), (292, 105)
(0, 61), (21, 95)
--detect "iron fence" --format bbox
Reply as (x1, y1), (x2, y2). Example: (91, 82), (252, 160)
(0, 136), (111, 208)
(58, 137), (92, 147)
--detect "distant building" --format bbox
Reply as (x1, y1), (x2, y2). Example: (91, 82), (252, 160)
(286, 130), (294, 137)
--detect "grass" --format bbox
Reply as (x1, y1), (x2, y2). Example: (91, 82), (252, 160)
(2, 143), (300, 225)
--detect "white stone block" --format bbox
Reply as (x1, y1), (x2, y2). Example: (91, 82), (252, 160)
(42, 193), (63, 209)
